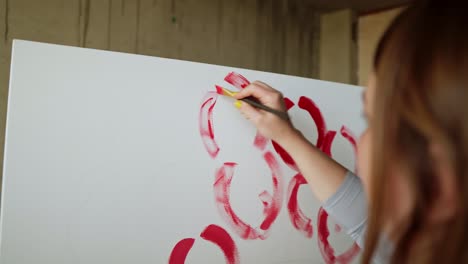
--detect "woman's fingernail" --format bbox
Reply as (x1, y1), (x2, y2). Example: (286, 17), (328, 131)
(234, 100), (242, 109)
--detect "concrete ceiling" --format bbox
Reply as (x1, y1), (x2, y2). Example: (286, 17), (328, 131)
(301, 0), (410, 13)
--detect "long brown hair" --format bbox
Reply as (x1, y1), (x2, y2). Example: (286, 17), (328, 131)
(363, 1), (468, 263)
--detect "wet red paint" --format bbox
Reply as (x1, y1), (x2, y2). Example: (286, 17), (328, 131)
(340, 125), (358, 173)
(213, 152), (283, 240)
(340, 125), (357, 154)
(287, 173), (313, 238)
(317, 207), (360, 264)
(273, 96), (336, 171)
(259, 152), (283, 230)
(253, 132), (268, 150)
(200, 224), (240, 264)
(270, 96), (299, 170)
(214, 163), (260, 239)
(224, 72), (250, 89)
(298, 96), (327, 149)
(169, 225), (240, 264)
(272, 141), (298, 171)
(199, 92), (220, 159)
(283, 97), (295, 110)
(321, 131), (337, 157)
(215, 85), (225, 95)
(168, 238), (195, 264)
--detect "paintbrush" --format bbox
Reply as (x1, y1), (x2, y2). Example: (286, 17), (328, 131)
(215, 85), (290, 121)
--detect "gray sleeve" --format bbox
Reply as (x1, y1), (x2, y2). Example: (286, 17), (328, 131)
(322, 171), (392, 264)
(322, 171), (368, 247)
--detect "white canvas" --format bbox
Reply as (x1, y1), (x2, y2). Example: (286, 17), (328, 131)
(0, 40), (366, 264)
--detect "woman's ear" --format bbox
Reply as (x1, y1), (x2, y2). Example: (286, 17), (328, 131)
(427, 142), (458, 224)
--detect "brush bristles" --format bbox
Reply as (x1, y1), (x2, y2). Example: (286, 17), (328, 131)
(215, 85), (237, 97)
(215, 85), (225, 95)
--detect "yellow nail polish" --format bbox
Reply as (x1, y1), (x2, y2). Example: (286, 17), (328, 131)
(234, 100), (242, 109)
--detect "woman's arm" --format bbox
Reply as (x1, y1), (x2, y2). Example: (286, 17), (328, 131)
(234, 81), (347, 202)
(235, 82), (376, 256)
(276, 128), (348, 202)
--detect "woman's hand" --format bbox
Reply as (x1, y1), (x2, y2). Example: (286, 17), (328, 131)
(233, 81), (297, 143)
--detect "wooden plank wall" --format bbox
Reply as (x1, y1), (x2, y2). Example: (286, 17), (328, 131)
(319, 9), (355, 84)
(357, 7), (403, 86)
(0, 0), (320, 185)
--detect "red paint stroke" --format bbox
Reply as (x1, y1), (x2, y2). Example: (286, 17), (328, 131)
(321, 131), (337, 157)
(273, 96), (335, 171)
(287, 173), (313, 238)
(340, 126), (357, 154)
(224, 72), (250, 89)
(283, 97), (295, 110)
(272, 141), (299, 171)
(224, 72), (269, 150)
(200, 224), (240, 264)
(317, 207), (360, 264)
(215, 85), (225, 95)
(271, 96), (335, 171)
(340, 125), (358, 173)
(272, 97), (296, 158)
(199, 92), (220, 159)
(298, 96), (327, 149)
(213, 152), (283, 240)
(260, 151), (284, 230)
(214, 163), (259, 239)
(271, 97), (298, 171)
(253, 132), (268, 150)
(335, 224), (342, 233)
(168, 238), (195, 264)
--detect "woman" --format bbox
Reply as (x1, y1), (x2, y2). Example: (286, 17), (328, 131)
(234, 1), (468, 263)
